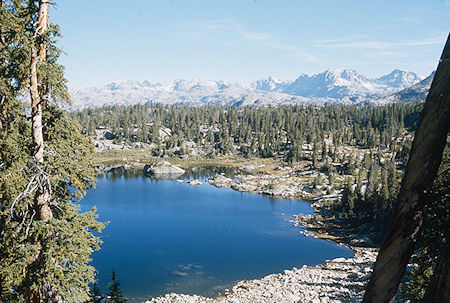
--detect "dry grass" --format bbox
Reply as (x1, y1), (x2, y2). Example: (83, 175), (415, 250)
(94, 149), (259, 168)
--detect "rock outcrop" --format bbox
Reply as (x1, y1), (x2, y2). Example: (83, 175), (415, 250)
(94, 163), (131, 174)
(187, 179), (202, 185)
(144, 161), (185, 176)
(207, 173), (314, 198)
(207, 175), (233, 187)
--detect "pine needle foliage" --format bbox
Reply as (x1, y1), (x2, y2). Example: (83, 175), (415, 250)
(0, 1), (106, 301)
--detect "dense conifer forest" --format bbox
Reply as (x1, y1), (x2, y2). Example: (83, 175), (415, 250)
(71, 102), (421, 160)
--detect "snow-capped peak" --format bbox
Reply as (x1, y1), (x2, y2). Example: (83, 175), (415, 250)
(375, 69), (425, 90)
(324, 68), (363, 79)
(282, 68), (375, 98)
(250, 76), (290, 92)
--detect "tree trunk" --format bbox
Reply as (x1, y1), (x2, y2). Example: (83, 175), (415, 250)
(0, 0), (6, 134)
(362, 34), (450, 302)
(30, 0), (51, 222)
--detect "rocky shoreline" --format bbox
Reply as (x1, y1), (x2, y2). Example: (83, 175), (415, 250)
(95, 160), (335, 201)
(145, 248), (378, 303)
(207, 168), (333, 201)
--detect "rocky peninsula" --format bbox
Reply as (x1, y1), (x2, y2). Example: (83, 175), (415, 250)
(206, 162), (338, 201)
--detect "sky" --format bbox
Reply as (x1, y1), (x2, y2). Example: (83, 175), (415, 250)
(51, 0), (450, 89)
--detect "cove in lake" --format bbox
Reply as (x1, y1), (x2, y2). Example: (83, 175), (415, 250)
(81, 168), (353, 303)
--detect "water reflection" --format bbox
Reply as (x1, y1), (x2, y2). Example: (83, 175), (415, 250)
(100, 165), (243, 182)
(182, 165), (242, 180)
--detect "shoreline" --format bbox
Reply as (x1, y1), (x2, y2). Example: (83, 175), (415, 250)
(145, 248), (378, 303)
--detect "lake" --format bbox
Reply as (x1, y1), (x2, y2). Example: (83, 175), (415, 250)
(81, 168), (352, 303)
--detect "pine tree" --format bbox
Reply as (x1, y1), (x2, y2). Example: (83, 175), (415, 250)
(312, 142), (318, 169)
(89, 283), (104, 303)
(340, 180), (355, 216)
(107, 270), (127, 303)
(0, 1), (105, 302)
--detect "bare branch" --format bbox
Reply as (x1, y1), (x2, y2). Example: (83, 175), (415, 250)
(10, 175), (36, 216)
(25, 209), (36, 237)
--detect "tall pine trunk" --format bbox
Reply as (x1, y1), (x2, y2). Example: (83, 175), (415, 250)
(30, 0), (51, 222)
(29, 1), (51, 302)
(362, 34), (450, 303)
(0, 0), (6, 134)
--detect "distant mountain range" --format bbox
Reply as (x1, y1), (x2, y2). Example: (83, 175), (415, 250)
(70, 68), (433, 110)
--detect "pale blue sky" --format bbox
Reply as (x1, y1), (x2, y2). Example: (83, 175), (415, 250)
(52, 0), (450, 88)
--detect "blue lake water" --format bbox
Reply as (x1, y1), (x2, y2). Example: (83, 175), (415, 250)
(81, 169), (353, 302)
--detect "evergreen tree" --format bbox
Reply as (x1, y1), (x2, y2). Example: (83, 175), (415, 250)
(286, 141), (302, 163)
(312, 142), (319, 169)
(107, 270), (127, 303)
(89, 283), (104, 303)
(0, 1), (105, 301)
(340, 181), (355, 215)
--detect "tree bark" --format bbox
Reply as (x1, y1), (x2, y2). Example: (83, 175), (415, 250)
(362, 34), (450, 303)
(1, 0), (7, 134)
(30, 0), (51, 222)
